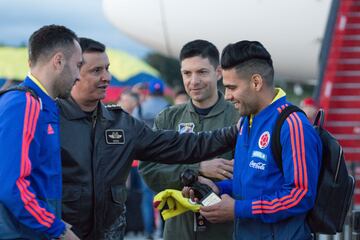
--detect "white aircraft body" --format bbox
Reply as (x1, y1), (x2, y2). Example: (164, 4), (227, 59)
(103, 0), (332, 83)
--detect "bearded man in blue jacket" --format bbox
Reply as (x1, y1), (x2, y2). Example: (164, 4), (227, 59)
(0, 25), (82, 239)
(188, 40), (322, 240)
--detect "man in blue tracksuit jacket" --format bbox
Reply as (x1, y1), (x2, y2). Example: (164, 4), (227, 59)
(0, 25), (82, 239)
(194, 41), (322, 240)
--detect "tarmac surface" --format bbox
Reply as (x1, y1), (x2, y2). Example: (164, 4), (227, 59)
(124, 232), (163, 240)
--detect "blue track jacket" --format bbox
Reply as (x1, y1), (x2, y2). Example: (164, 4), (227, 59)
(216, 90), (322, 239)
(0, 77), (65, 239)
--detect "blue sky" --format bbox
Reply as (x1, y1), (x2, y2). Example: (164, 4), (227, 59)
(0, 0), (150, 57)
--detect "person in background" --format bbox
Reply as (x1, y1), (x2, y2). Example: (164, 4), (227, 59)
(174, 88), (190, 105)
(139, 39), (239, 240)
(133, 79), (170, 240)
(133, 78), (169, 125)
(300, 97), (318, 123)
(0, 24), (81, 240)
(0, 78), (22, 90)
(117, 90), (140, 114)
(118, 90), (144, 236)
(132, 82), (148, 103)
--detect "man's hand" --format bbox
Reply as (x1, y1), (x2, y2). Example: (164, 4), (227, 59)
(63, 228), (80, 240)
(182, 176), (219, 202)
(59, 222), (80, 240)
(199, 194), (235, 223)
(199, 158), (234, 180)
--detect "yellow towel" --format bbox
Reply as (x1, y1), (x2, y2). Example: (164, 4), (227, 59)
(153, 189), (201, 220)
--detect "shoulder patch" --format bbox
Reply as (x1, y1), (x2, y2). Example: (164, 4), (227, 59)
(178, 122), (195, 134)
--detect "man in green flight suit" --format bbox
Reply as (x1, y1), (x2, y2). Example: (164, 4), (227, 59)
(139, 40), (240, 240)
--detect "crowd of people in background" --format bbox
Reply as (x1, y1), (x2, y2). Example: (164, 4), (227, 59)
(117, 78), (191, 240)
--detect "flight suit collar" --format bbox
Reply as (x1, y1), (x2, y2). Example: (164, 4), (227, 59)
(186, 91), (228, 118)
(58, 97), (114, 121)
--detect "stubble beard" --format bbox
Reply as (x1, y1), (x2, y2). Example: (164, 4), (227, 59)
(54, 77), (73, 99)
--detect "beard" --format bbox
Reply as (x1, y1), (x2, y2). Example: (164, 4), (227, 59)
(237, 99), (259, 116)
(54, 76), (75, 99)
(57, 86), (72, 99)
(55, 64), (77, 99)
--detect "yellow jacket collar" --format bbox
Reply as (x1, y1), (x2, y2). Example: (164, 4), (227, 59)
(28, 73), (49, 96)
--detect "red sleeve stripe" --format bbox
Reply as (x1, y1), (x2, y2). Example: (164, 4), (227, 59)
(252, 190), (307, 214)
(294, 113), (308, 188)
(16, 94), (55, 223)
(24, 95), (39, 176)
(17, 178), (55, 221)
(24, 206), (51, 228)
(252, 191), (307, 214)
(18, 95), (38, 202)
(290, 113), (303, 189)
(19, 93), (31, 178)
(290, 113), (308, 191)
(276, 104), (289, 113)
(15, 93), (55, 227)
(252, 112), (308, 214)
(252, 188), (298, 207)
(26, 97), (55, 222)
(19, 96), (39, 202)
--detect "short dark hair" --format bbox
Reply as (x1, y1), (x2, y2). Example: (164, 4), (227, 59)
(28, 25), (78, 65)
(221, 40), (274, 86)
(179, 40), (219, 68)
(79, 37), (106, 53)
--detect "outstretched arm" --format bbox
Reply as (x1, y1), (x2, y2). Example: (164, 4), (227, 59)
(135, 124), (238, 165)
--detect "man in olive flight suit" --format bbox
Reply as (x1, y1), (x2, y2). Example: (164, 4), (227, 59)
(139, 40), (239, 240)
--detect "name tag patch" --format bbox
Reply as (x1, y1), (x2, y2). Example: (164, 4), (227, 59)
(105, 129), (125, 144)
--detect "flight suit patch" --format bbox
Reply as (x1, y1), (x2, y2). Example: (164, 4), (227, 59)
(178, 122), (195, 134)
(105, 129), (125, 144)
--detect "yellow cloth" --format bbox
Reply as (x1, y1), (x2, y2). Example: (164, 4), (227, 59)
(153, 189), (201, 221)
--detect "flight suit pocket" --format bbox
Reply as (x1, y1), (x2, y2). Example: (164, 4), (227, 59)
(111, 185), (127, 205)
(62, 185), (81, 227)
(103, 185), (127, 235)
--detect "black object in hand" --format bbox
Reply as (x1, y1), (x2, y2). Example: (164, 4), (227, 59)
(180, 169), (221, 206)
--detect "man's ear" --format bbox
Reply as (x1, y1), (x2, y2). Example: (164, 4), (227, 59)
(52, 52), (65, 71)
(251, 74), (264, 91)
(215, 65), (222, 81)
